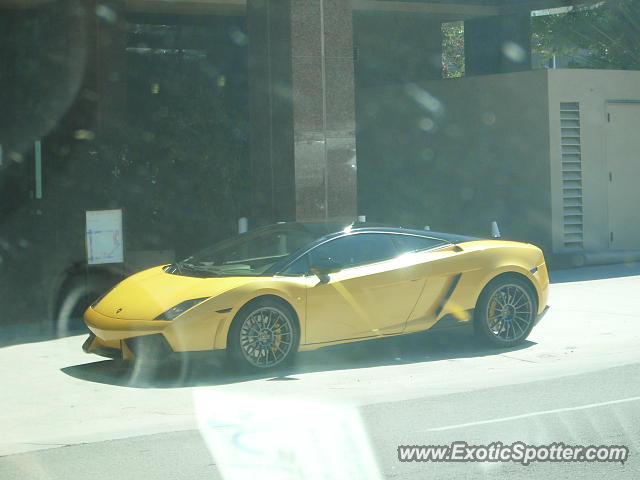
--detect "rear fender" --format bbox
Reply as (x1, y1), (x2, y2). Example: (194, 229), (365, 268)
(437, 243), (547, 320)
(450, 267), (546, 318)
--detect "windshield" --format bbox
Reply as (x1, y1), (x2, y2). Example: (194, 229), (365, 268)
(174, 224), (324, 276)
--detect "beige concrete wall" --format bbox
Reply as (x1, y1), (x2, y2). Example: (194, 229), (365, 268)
(357, 69), (552, 249)
(547, 69), (640, 253)
(421, 70), (552, 247)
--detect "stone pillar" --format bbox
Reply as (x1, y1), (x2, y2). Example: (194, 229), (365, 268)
(464, 13), (532, 76)
(247, 0), (357, 225)
(94, 1), (127, 133)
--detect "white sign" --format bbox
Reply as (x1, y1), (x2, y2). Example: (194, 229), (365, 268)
(195, 390), (382, 480)
(86, 209), (124, 265)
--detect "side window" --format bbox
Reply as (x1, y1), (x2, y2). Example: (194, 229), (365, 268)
(247, 229), (313, 258)
(280, 255), (309, 276)
(222, 229), (316, 264)
(393, 235), (447, 254)
(308, 233), (397, 269)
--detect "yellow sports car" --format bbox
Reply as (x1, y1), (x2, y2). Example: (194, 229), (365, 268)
(83, 222), (549, 370)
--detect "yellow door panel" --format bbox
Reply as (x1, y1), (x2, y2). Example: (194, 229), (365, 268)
(305, 258), (425, 344)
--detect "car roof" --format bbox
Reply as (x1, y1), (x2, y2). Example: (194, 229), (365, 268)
(279, 222), (484, 244)
(346, 227), (483, 244)
(264, 222), (484, 275)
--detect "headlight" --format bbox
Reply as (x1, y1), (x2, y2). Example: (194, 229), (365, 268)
(154, 297), (208, 321)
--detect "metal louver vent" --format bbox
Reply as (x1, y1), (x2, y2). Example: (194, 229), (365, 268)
(560, 102), (583, 249)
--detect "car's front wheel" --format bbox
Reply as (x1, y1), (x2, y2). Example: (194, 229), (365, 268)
(228, 298), (299, 372)
(475, 276), (537, 347)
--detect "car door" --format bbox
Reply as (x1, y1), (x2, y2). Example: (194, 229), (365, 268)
(302, 233), (427, 344)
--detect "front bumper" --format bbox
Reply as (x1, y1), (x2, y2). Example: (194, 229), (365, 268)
(82, 333), (227, 367)
(83, 306), (227, 362)
(82, 333), (121, 359)
(82, 332), (228, 366)
(83, 307), (175, 360)
(84, 306), (169, 342)
(83, 333), (174, 359)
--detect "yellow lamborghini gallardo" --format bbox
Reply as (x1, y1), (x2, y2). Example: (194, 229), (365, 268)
(83, 222), (549, 370)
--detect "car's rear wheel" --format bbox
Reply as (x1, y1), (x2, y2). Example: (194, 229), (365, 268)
(475, 276), (537, 347)
(228, 298), (299, 372)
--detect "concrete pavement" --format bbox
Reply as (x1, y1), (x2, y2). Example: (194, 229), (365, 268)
(1, 262), (639, 478)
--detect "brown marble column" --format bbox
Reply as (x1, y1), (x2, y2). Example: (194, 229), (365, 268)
(248, 0), (357, 225)
(94, 1), (127, 133)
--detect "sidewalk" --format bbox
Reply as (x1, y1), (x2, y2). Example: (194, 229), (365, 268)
(1, 263), (640, 457)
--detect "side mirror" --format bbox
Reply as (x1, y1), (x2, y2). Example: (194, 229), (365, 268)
(309, 257), (341, 283)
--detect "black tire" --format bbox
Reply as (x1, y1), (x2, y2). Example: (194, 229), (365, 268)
(54, 270), (120, 337)
(55, 280), (102, 336)
(474, 276), (538, 347)
(227, 298), (299, 372)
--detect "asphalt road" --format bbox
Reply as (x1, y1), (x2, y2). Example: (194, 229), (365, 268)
(1, 262), (640, 479)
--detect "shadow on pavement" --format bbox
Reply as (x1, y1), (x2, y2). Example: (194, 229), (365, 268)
(0, 322), (88, 348)
(550, 261), (640, 284)
(61, 331), (536, 389)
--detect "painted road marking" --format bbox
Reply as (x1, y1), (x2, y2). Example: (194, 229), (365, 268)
(428, 396), (640, 432)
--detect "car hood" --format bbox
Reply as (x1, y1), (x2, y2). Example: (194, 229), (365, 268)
(93, 266), (262, 320)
